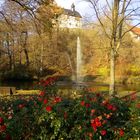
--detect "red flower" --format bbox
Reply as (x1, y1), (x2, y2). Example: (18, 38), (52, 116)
(64, 112), (67, 119)
(96, 118), (102, 126)
(101, 100), (108, 106)
(39, 91), (45, 96)
(130, 93), (137, 101)
(91, 117), (102, 132)
(54, 97), (62, 103)
(95, 117), (100, 122)
(100, 130), (107, 136)
(18, 104), (24, 109)
(38, 97), (42, 102)
(34, 102), (37, 106)
(40, 80), (45, 84)
(0, 124), (6, 132)
(87, 132), (93, 137)
(43, 99), (48, 104)
(91, 109), (96, 114)
(44, 80), (49, 86)
(93, 97), (97, 102)
(0, 117), (4, 124)
(136, 103), (140, 109)
(8, 115), (12, 120)
(85, 103), (90, 108)
(102, 120), (107, 124)
(106, 114), (111, 119)
(46, 106), (52, 112)
(29, 96), (33, 100)
(96, 93), (101, 97)
(80, 101), (85, 106)
(5, 134), (12, 140)
(91, 122), (97, 132)
(119, 129), (124, 137)
(112, 106), (117, 111)
(107, 104), (113, 110)
(87, 88), (91, 92)
(95, 120), (102, 127)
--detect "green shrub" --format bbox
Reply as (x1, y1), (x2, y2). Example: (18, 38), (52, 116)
(0, 77), (140, 140)
(127, 65), (140, 76)
(98, 66), (109, 77)
(2, 64), (33, 80)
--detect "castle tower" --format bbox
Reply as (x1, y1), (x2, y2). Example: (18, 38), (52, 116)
(71, 3), (75, 12)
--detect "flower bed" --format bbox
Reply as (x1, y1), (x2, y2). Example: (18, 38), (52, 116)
(0, 77), (140, 140)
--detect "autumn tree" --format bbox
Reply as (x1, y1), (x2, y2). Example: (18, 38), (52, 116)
(84, 0), (140, 95)
(0, 0), (62, 79)
(0, 1), (31, 69)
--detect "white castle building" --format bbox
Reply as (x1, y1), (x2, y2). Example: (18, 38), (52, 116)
(129, 26), (140, 42)
(58, 3), (82, 29)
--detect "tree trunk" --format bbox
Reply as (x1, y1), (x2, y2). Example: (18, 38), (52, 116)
(22, 31), (29, 66)
(40, 43), (43, 73)
(109, 48), (115, 96)
(7, 49), (14, 71)
(6, 33), (13, 70)
(12, 38), (15, 70)
(8, 54), (12, 70)
(24, 48), (29, 66)
(19, 50), (22, 65)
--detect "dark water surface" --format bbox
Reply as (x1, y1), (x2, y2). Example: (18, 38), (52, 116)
(56, 81), (140, 92)
(0, 80), (140, 92)
(0, 80), (36, 90)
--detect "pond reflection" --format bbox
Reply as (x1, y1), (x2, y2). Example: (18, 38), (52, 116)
(0, 80), (35, 90)
(1, 80), (140, 92)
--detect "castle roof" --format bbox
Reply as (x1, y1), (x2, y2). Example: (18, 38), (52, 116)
(63, 8), (82, 18)
(131, 26), (140, 35)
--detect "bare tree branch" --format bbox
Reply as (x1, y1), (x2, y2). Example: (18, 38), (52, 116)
(0, 11), (15, 31)
(121, 22), (140, 38)
(105, 0), (112, 11)
(117, 7), (140, 29)
(85, 0), (111, 39)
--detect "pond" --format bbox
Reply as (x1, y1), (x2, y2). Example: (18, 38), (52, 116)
(0, 80), (140, 92)
(57, 81), (140, 92)
(0, 80), (36, 90)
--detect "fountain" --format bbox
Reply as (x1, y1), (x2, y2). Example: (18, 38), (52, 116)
(70, 36), (84, 93)
(76, 36), (82, 84)
(57, 36), (83, 87)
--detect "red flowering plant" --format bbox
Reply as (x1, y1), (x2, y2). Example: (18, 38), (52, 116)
(0, 95), (41, 140)
(32, 96), (65, 140)
(31, 91), (133, 140)
(0, 116), (8, 139)
(0, 75), (140, 140)
(58, 92), (131, 140)
(36, 76), (59, 97)
(123, 94), (140, 139)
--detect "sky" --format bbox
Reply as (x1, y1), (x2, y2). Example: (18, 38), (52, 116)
(0, 0), (91, 17)
(0, 0), (4, 5)
(55, 0), (140, 25)
(0, 0), (139, 25)
(0, 0), (92, 18)
(56, 0), (89, 12)
(55, 0), (94, 21)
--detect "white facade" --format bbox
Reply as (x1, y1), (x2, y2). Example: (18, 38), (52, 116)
(128, 26), (140, 42)
(130, 31), (140, 42)
(57, 5), (82, 29)
(58, 14), (82, 28)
